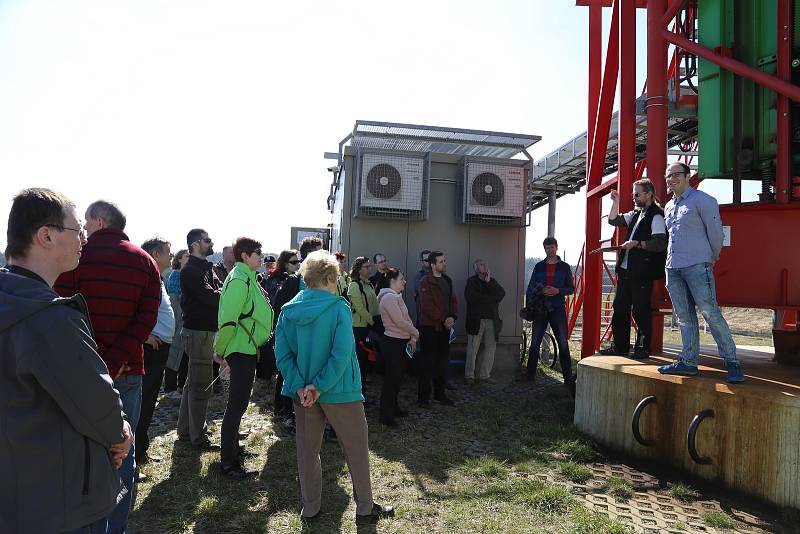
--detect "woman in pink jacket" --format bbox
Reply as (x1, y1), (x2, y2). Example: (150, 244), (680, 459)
(377, 268), (419, 427)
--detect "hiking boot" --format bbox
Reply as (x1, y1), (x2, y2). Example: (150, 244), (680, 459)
(725, 360), (745, 383)
(631, 348), (650, 360)
(658, 360), (699, 376)
(222, 463), (257, 480)
(355, 503), (395, 525)
(599, 346), (628, 356)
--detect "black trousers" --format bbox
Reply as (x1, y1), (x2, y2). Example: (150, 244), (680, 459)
(221, 353), (257, 467)
(418, 326), (449, 402)
(611, 269), (654, 352)
(136, 342), (170, 460)
(164, 352), (188, 391)
(353, 327), (370, 390)
(380, 336), (408, 423)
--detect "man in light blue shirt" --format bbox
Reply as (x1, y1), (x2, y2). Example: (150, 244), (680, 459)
(658, 162), (744, 383)
(137, 238), (176, 467)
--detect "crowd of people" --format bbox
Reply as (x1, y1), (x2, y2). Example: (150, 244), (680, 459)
(1, 162), (741, 532)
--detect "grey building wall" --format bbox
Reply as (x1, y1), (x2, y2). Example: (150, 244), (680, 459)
(331, 149), (527, 375)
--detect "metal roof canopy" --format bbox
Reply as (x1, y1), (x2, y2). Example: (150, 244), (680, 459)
(526, 108), (697, 213)
(351, 120), (541, 159)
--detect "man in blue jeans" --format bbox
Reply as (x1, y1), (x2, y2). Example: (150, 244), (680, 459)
(658, 162), (744, 383)
(521, 237), (576, 397)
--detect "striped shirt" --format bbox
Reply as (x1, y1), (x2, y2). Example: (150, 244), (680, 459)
(55, 228), (161, 377)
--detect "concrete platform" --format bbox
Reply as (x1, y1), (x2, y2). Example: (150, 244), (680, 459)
(574, 345), (800, 509)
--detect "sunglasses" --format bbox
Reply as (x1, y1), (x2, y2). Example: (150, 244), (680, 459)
(665, 171), (686, 179)
(288, 260), (301, 265)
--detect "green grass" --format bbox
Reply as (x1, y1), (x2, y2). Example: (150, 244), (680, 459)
(701, 510), (736, 530)
(673, 520), (687, 530)
(558, 461), (593, 484)
(457, 456), (510, 479)
(602, 477), (634, 501)
(570, 505), (632, 534)
(668, 482), (698, 502)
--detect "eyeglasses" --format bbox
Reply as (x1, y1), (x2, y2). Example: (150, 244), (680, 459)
(201, 237), (212, 243)
(288, 260), (301, 265)
(665, 171), (686, 179)
(46, 224), (86, 238)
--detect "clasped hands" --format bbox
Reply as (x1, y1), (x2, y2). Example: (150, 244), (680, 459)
(296, 384), (321, 407)
(109, 420), (133, 469)
(540, 286), (560, 297)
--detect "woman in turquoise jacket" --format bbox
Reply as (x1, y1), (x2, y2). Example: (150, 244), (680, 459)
(215, 237), (273, 479)
(275, 250), (393, 525)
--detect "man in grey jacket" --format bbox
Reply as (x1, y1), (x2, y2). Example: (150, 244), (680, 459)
(0, 188), (132, 534)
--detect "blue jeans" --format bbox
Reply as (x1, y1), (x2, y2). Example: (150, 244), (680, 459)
(61, 517), (108, 534)
(527, 307), (574, 383)
(107, 375), (143, 534)
(666, 263), (737, 365)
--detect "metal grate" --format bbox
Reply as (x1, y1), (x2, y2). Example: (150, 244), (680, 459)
(355, 150), (429, 220)
(461, 159), (527, 226)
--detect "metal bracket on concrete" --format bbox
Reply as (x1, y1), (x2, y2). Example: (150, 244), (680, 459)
(631, 395), (657, 447)
(687, 409), (715, 465)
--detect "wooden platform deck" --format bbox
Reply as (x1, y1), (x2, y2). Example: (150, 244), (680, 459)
(575, 345), (800, 509)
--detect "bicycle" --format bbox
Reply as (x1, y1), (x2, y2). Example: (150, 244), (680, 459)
(519, 319), (559, 370)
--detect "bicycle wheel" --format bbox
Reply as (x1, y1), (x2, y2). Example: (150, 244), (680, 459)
(539, 331), (559, 369)
(519, 323), (529, 367)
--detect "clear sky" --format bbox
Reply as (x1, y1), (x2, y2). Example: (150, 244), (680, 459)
(0, 1), (753, 263)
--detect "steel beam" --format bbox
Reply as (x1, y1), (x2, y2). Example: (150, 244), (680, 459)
(776, 0), (792, 204)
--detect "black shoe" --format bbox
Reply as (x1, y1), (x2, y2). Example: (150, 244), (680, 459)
(356, 503), (395, 525)
(137, 452), (162, 465)
(193, 440), (221, 452)
(395, 408), (409, 418)
(222, 463), (257, 480)
(599, 347), (628, 356)
(380, 419), (399, 429)
(237, 449), (258, 459)
(434, 396), (455, 406)
(417, 400), (431, 408)
(631, 349), (650, 360)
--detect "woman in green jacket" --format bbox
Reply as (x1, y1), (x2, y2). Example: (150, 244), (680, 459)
(215, 237), (273, 479)
(348, 256), (379, 392)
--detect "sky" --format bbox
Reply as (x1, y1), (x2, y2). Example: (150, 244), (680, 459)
(0, 0), (756, 264)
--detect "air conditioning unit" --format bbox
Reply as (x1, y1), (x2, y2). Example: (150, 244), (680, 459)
(461, 160), (526, 225)
(356, 152), (428, 220)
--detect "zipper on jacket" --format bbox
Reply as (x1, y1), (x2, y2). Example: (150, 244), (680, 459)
(83, 436), (91, 495)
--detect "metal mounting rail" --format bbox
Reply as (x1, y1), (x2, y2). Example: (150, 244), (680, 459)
(687, 409), (715, 465)
(631, 395), (657, 447)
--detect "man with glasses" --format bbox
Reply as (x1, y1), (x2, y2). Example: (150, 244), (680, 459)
(55, 199), (161, 534)
(658, 162), (744, 383)
(2, 189), (132, 534)
(599, 178), (667, 359)
(177, 228), (223, 449)
(370, 253), (391, 291)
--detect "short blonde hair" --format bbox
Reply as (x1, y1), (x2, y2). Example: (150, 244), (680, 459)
(299, 250), (340, 289)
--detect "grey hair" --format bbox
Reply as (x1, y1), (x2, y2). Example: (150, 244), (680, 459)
(473, 258), (485, 272)
(88, 200), (126, 230)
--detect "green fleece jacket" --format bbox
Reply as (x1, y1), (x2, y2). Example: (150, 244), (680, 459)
(348, 278), (379, 328)
(215, 262), (273, 357)
(274, 288), (363, 404)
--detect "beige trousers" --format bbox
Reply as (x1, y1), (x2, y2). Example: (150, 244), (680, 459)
(293, 400), (374, 517)
(465, 319), (497, 379)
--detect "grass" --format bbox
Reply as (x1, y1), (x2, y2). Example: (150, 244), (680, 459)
(130, 361), (614, 533)
(602, 477), (634, 501)
(558, 461), (593, 484)
(571, 506), (632, 534)
(701, 510), (736, 530)
(668, 482), (698, 502)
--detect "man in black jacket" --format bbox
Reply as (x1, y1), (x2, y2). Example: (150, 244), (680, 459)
(464, 259), (506, 383)
(176, 228), (222, 449)
(1, 188), (131, 534)
(600, 179), (667, 359)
